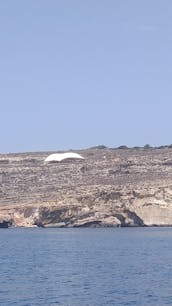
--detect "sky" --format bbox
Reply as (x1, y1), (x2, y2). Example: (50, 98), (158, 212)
(0, 0), (172, 153)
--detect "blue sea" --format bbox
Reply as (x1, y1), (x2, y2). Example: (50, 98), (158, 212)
(0, 227), (172, 306)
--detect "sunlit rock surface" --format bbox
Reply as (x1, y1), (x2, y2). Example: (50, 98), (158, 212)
(1, 147), (172, 227)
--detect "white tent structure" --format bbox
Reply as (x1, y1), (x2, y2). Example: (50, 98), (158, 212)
(44, 152), (84, 162)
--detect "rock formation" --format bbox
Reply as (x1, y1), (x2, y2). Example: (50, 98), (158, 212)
(1, 147), (172, 227)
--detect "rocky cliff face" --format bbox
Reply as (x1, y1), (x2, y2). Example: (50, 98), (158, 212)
(1, 147), (172, 227)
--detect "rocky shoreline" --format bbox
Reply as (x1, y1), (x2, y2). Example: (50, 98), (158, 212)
(1, 147), (172, 228)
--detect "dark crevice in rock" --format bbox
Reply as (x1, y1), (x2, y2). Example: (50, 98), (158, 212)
(74, 221), (103, 227)
(0, 220), (12, 228)
(124, 210), (145, 226)
(114, 213), (126, 224)
(34, 221), (44, 228)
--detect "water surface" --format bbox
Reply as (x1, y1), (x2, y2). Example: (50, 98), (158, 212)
(0, 227), (172, 305)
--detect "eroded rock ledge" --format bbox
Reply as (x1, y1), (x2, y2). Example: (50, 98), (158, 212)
(1, 147), (172, 227)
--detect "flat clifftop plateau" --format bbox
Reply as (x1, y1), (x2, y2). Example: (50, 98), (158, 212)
(1, 147), (172, 227)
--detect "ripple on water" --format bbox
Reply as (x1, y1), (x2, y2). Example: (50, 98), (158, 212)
(0, 227), (172, 306)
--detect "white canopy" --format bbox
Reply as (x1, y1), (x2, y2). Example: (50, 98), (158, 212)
(44, 152), (84, 162)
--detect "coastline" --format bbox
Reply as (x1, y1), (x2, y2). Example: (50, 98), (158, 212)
(1, 147), (172, 228)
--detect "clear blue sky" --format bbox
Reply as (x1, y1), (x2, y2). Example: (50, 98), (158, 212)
(0, 0), (172, 153)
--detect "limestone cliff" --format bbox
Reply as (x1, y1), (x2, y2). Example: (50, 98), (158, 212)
(1, 147), (172, 227)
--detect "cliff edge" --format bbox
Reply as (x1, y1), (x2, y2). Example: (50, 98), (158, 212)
(1, 147), (172, 227)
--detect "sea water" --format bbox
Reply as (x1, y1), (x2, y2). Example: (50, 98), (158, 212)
(0, 227), (172, 306)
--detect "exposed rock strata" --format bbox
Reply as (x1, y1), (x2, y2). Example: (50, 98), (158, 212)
(1, 148), (172, 227)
